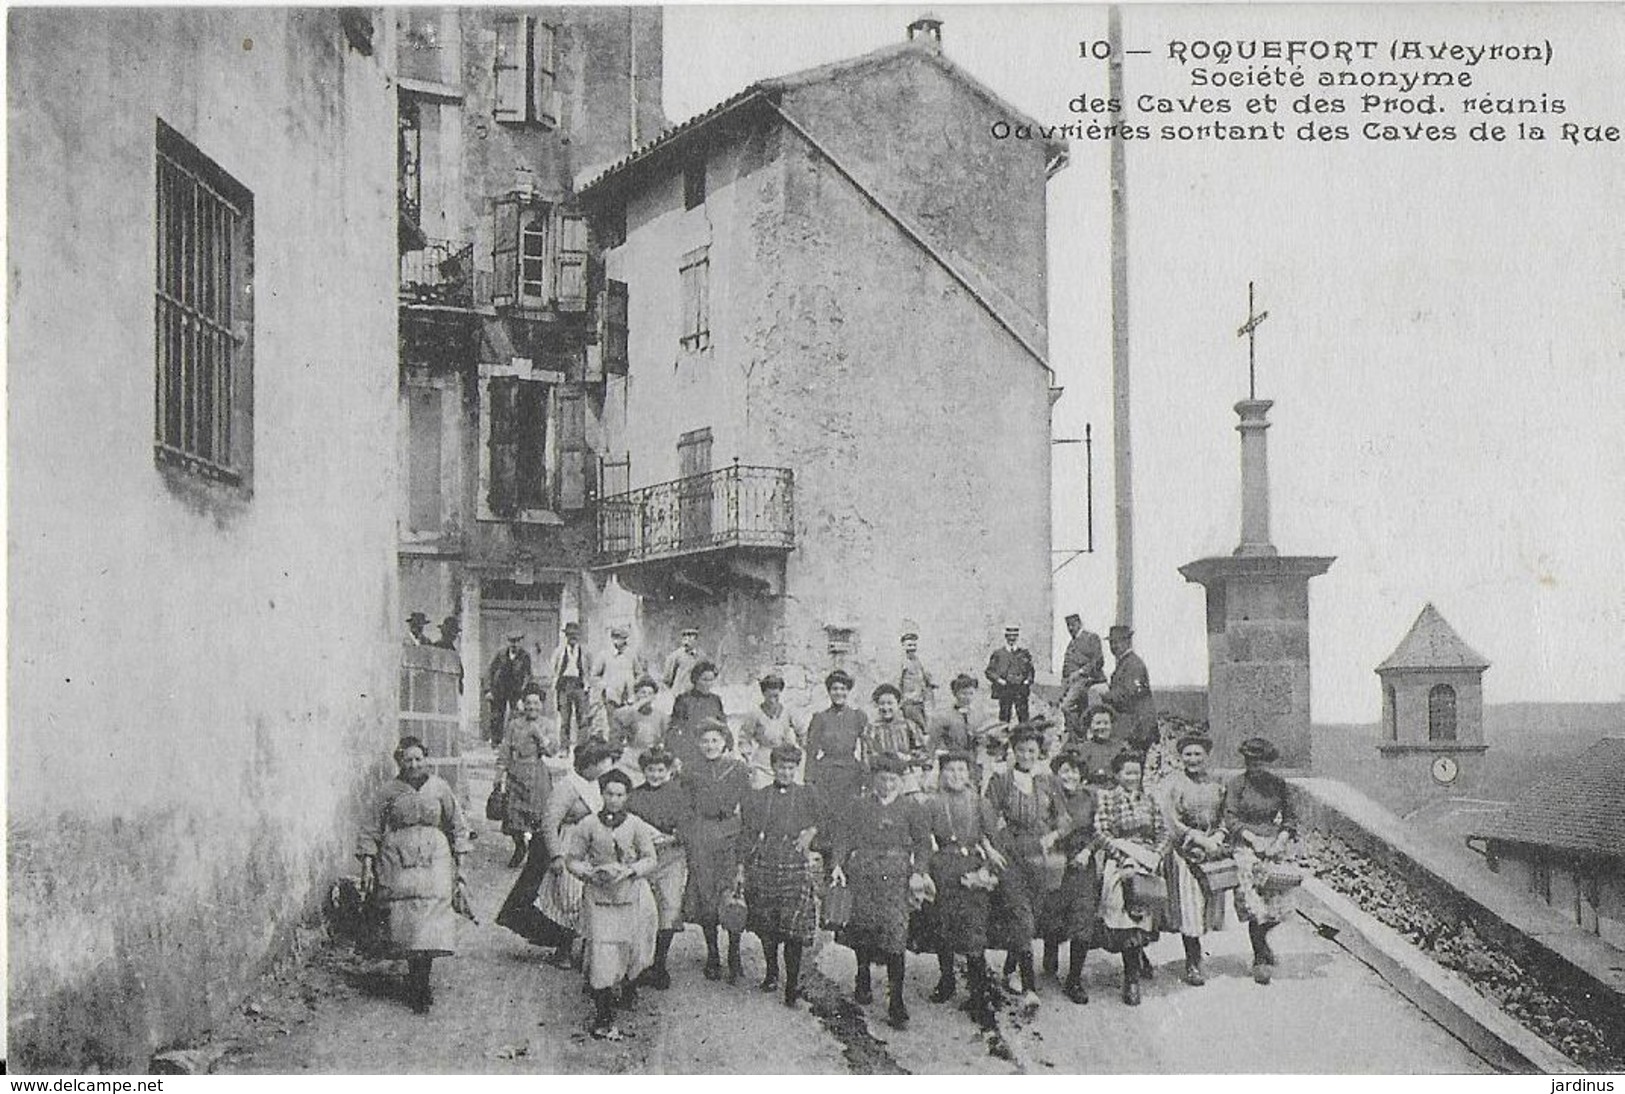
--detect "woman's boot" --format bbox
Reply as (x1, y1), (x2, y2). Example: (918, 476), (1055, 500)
(1064, 940), (1090, 1004)
(1181, 934), (1206, 986)
(1121, 948), (1142, 1006)
(783, 941), (804, 1007)
(760, 940), (781, 991)
(407, 957), (433, 1013)
(930, 951), (957, 1003)
(726, 931), (744, 984)
(647, 929), (674, 989)
(854, 948), (874, 1004)
(590, 989), (617, 1036)
(886, 953), (910, 1029)
(702, 924), (722, 980)
(1249, 922), (1274, 984)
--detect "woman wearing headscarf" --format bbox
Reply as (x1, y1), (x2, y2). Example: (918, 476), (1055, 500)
(1094, 751), (1172, 1006)
(738, 673), (805, 790)
(357, 736), (472, 1013)
(1041, 750), (1103, 1004)
(739, 743), (822, 1008)
(534, 740), (619, 967)
(804, 670), (868, 842)
(984, 721), (1058, 1009)
(626, 746), (691, 990)
(668, 661), (726, 775)
(497, 683), (559, 867)
(566, 768), (660, 1040)
(1157, 733), (1229, 986)
(1224, 737), (1300, 985)
(923, 749), (1005, 1014)
(681, 719), (752, 982)
(830, 752), (933, 1029)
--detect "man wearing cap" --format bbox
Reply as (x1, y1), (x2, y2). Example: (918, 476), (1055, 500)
(594, 626), (647, 718)
(485, 631), (534, 745)
(985, 623), (1036, 726)
(1105, 625), (1156, 754)
(895, 630), (936, 737)
(1058, 613), (1105, 735)
(549, 622), (597, 750)
(661, 628), (705, 692)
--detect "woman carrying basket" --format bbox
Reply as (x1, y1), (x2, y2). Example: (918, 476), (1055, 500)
(1093, 751), (1172, 1006)
(1225, 737), (1301, 985)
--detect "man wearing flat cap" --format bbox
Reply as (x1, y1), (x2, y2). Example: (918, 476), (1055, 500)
(549, 621), (598, 750)
(594, 625), (647, 720)
(1058, 613), (1106, 736)
(661, 627), (706, 692)
(485, 631), (533, 745)
(895, 629), (936, 736)
(985, 623), (1035, 726)
(1104, 624), (1156, 754)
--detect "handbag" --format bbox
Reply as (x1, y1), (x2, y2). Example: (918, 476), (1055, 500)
(485, 784), (508, 822)
(1126, 870), (1168, 912)
(1257, 861), (1304, 895)
(822, 882), (853, 929)
(1196, 856), (1240, 892)
(719, 880), (749, 934)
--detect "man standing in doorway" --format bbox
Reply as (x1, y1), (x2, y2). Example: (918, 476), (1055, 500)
(550, 621), (595, 749)
(1105, 624), (1156, 755)
(1058, 612), (1106, 736)
(985, 623), (1035, 726)
(662, 627), (704, 692)
(485, 631), (533, 745)
(896, 629), (935, 738)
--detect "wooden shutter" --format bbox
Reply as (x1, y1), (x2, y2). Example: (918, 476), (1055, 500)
(555, 210), (589, 311)
(603, 279), (629, 375)
(492, 195), (522, 307)
(531, 21), (558, 128)
(558, 387), (588, 510)
(493, 17), (526, 122)
(487, 377), (519, 516)
(407, 385), (443, 532)
(515, 381), (550, 511)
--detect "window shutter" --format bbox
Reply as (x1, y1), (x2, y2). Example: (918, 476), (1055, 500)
(603, 279), (629, 375)
(531, 21), (558, 128)
(555, 209), (589, 311)
(493, 17), (526, 122)
(515, 381), (550, 511)
(492, 195), (522, 307)
(558, 387), (588, 510)
(487, 377), (520, 516)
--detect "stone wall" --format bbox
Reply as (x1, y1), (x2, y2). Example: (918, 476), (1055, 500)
(8, 9), (399, 1069)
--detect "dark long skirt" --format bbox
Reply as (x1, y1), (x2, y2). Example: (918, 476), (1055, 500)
(1038, 859), (1103, 943)
(837, 847), (913, 956)
(745, 842), (817, 945)
(927, 850), (992, 954)
(683, 815), (741, 927)
(989, 855), (1043, 952)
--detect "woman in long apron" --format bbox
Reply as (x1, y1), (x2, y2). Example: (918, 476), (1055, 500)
(566, 769), (660, 1039)
(923, 749), (1005, 1015)
(681, 719), (752, 981)
(1094, 751), (1172, 1006)
(1041, 750), (1103, 1004)
(984, 722), (1059, 1009)
(357, 736), (472, 1013)
(1158, 733), (1229, 986)
(497, 685), (559, 867)
(535, 740), (619, 966)
(739, 743), (821, 1008)
(804, 670), (868, 850)
(1225, 736), (1301, 985)
(626, 746), (692, 989)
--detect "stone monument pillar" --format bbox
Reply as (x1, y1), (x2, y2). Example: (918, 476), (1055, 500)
(1179, 290), (1333, 771)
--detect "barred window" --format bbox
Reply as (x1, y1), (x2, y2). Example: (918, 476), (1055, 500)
(155, 120), (253, 486)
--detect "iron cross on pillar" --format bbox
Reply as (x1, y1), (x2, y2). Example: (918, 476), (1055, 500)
(1236, 281), (1270, 400)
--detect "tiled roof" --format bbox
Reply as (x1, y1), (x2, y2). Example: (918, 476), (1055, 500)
(1377, 603), (1490, 672)
(579, 38), (1063, 198)
(1472, 737), (1625, 857)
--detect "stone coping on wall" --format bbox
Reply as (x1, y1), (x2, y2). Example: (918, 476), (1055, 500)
(1289, 777), (1625, 1003)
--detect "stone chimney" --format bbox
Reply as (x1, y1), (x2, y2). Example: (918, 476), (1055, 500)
(907, 12), (943, 48)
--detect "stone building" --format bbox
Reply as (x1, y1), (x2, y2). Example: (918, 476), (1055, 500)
(576, 17), (1065, 695)
(1470, 737), (1625, 951)
(1376, 602), (1491, 799)
(393, 7), (665, 734)
(8, 10), (399, 1069)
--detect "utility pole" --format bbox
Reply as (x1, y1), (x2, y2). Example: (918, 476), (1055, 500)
(1108, 5), (1133, 628)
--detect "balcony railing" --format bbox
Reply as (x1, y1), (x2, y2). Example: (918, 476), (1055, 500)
(596, 464), (795, 567)
(400, 238), (475, 308)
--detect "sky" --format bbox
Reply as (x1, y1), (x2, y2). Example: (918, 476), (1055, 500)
(662, 4), (1625, 725)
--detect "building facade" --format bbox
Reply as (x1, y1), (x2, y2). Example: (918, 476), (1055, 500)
(1376, 602), (1491, 802)
(8, 9), (399, 1069)
(579, 21), (1064, 696)
(393, 7), (664, 735)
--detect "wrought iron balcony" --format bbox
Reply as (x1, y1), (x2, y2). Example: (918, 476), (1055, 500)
(400, 238), (475, 308)
(596, 464), (794, 567)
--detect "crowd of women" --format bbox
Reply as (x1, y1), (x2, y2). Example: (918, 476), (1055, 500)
(357, 659), (1302, 1039)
